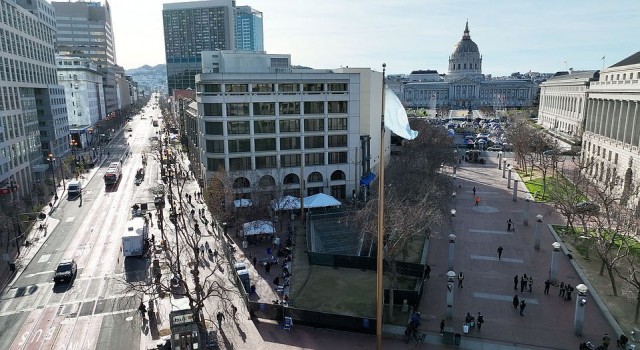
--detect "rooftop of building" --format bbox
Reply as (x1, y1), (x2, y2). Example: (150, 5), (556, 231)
(610, 51), (640, 68)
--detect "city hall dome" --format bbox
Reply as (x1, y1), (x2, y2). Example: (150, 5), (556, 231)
(448, 21), (482, 77)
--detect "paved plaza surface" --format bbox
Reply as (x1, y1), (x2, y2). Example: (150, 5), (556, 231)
(418, 155), (617, 349)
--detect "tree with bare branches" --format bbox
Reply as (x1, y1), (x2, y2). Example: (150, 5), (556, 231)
(351, 122), (452, 318)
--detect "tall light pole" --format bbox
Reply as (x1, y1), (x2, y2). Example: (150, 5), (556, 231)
(550, 242), (562, 283)
(573, 284), (588, 335)
(498, 151), (503, 169)
(448, 233), (456, 271)
(446, 270), (456, 320)
(47, 153), (58, 201)
(534, 214), (543, 250)
(507, 165), (513, 189)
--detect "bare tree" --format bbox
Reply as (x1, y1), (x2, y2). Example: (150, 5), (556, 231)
(614, 241), (640, 323)
(351, 122), (451, 318)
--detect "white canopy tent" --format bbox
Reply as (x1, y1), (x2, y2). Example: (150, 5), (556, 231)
(234, 199), (253, 208)
(242, 220), (276, 236)
(303, 193), (341, 209)
(271, 195), (301, 211)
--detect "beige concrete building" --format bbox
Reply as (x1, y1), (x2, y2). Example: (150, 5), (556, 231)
(538, 70), (599, 144)
(582, 51), (640, 206)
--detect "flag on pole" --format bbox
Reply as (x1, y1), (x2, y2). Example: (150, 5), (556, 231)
(384, 87), (418, 140)
(601, 56), (605, 60)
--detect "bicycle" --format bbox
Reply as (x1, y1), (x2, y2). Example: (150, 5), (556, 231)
(403, 329), (426, 345)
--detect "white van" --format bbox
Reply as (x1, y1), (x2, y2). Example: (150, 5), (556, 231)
(67, 180), (82, 199)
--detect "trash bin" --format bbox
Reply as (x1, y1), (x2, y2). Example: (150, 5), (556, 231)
(454, 333), (462, 346)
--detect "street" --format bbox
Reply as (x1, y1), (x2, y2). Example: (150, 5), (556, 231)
(0, 99), (162, 350)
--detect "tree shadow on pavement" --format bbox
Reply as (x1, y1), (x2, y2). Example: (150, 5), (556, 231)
(220, 329), (234, 349)
(234, 320), (247, 343)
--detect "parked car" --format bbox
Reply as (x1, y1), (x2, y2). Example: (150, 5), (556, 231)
(576, 202), (600, 214)
(53, 259), (77, 284)
(487, 145), (503, 151)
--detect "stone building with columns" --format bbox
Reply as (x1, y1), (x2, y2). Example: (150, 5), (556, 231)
(538, 70), (599, 144)
(401, 22), (536, 109)
(582, 51), (640, 206)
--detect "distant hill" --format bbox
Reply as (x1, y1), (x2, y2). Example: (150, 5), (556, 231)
(126, 64), (167, 94)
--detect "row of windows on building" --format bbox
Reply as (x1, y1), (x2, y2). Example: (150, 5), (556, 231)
(0, 56), (57, 85)
(584, 140), (620, 165)
(604, 72), (640, 82)
(203, 101), (348, 117)
(205, 134), (348, 153)
(451, 63), (479, 70)
(206, 151), (348, 172)
(405, 88), (530, 100)
(199, 82), (349, 94)
(1, 2), (55, 43)
(204, 118), (348, 135)
(0, 28), (55, 64)
(585, 100), (640, 146)
(540, 95), (583, 115)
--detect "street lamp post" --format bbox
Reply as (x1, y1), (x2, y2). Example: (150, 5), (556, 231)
(573, 284), (588, 335)
(507, 165), (513, 189)
(446, 270), (456, 320)
(513, 179), (519, 202)
(47, 154), (58, 201)
(498, 151), (503, 169)
(448, 233), (456, 271)
(534, 214), (543, 250)
(550, 242), (562, 283)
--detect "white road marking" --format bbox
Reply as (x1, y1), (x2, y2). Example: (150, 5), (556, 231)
(66, 217), (76, 222)
(38, 254), (51, 263)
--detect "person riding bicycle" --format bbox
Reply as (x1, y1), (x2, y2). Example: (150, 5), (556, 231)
(405, 320), (419, 340)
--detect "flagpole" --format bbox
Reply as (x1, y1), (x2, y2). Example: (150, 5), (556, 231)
(375, 63), (386, 350)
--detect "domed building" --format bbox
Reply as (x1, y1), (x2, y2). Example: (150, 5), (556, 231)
(401, 22), (536, 110)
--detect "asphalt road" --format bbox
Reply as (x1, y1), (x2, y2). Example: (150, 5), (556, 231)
(0, 98), (163, 350)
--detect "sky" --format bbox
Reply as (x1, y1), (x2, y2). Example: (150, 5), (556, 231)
(108, 0), (640, 76)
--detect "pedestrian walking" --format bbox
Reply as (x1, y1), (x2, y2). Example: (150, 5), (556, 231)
(544, 279), (551, 294)
(528, 276), (533, 292)
(190, 209), (195, 219)
(424, 264), (431, 279)
(514, 275), (519, 290)
(472, 186), (476, 196)
(200, 244), (205, 255)
(475, 196), (480, 206)
(253, 256), (257, 266)
(512, 295), (519, 309)
(216, 311), (225, 329)
(559, 282), (566, 298)
(565, 284), (574, 301)
(520, 274), (527, 294)
(138, 301), (147, 319)
(519, 300), (526, 316)
(440, 319), (445, 335)
(232, 304), (238, 319)
(265, 262), (271, 274)
(458, 272), (464, 288)
(497, 246), (503, 260)
(507, 219), (513, 231)
(205, 241), (210, 251)
(602, 333), (611, 349)
(476, 312), (484, 331)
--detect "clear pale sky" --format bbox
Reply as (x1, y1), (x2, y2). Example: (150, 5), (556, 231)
(109, 0), (640, 75)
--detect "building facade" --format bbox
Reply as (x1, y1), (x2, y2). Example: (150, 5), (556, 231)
(56, 56), (105, 149)
(193, 51), (387, 203)
(538, 70), (599, 143)
(0, 0), (70, 197)
(582, 51), (640, 207)
(401, 22), (536, 110)
(52, 0), (119, 114)
(235, 6), (263, 52)
(163, 0), (236, 95)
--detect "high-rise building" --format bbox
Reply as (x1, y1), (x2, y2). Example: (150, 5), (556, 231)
(0, 0), (70, 198)
(162, 0), (236, 95)
(52, 0), (119, 114)
(235, 6), (263, 52)
(56, 56), (106, 149)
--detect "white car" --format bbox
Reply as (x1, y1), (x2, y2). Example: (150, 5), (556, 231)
(487, 146), (503, 151)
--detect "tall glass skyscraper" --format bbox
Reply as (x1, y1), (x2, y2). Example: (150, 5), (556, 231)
(235, 6), (263, 52)
(162, 0), (236, 95)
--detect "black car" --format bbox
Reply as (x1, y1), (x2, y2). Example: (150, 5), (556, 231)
(576, 202), (600, 215)
(53, 259), (77, 284)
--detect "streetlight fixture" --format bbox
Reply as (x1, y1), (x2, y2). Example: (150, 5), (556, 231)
(507, 164), (513, 189)
(69, 139), (78, 154)
(450, 209), (457, 217)
(573, 284), (588, 335)
(534, 214), (543, 250)
(498, 151), (503, 169)
(550, 242), (562, 283)
(47, 153), (58, 201)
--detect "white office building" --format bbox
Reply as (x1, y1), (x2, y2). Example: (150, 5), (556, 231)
(56, 56), (105, 149)
(195, 51), (387, 203)
(582, 51), (640, 207)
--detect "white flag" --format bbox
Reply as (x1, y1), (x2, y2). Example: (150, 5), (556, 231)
(384, 87), (418, 140)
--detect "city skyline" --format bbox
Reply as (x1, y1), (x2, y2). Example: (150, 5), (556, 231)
(107, 0), (640, 75)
